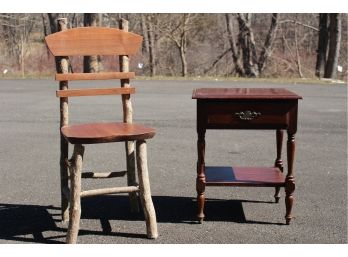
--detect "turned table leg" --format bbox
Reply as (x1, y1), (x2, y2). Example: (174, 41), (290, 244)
(274, 129), (284, 203)
(197, 130), (206, 223)
(285, 132), (296, 225)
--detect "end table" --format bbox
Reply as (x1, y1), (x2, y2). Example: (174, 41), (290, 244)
(192, 88), (302, 224)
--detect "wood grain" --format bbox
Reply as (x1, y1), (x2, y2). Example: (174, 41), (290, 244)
(61, 122), (155, 144)
(204, 101), (293, 130)
(193, 87), (301, 224)
(80, 186), (139, 198)
(192, 88), (303, 100)
(56, 87), (135, 97)
(45, 27), (143, 56)
(55, 72), (135, 81)
(205, 166), (285, 187)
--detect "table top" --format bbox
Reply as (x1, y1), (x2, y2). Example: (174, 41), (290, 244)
(192, 88), (302, 100)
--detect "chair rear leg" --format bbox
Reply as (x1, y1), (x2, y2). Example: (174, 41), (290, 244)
(60, 137), (70, 222)
(60, 161), (70, 222)
(136, 140), (158, 239)
(66, 144), (84, 244)
(125, 140), (140, 212)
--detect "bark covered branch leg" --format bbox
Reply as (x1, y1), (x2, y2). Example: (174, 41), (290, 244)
(66, 144), (84, 244)
(119, 18), (140, 213)
(136, 140), (158, 239)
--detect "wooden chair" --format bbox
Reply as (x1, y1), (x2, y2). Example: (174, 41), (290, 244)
(45, 18), (158, 243)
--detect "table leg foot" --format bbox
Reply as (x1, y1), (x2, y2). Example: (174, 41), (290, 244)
(197, 193), (205, 224)
(274, 186), (281, 203)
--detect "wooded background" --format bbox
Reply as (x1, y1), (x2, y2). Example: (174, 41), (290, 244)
(0, 13), (346, 80)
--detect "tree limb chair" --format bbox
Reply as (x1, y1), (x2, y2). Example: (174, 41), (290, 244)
(45, 18), (158, 243)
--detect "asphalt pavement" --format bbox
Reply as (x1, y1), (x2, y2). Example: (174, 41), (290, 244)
(0, 79), (346, 244)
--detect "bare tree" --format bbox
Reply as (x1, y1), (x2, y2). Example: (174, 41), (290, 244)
(170, 14), (190, 77)
(315, 14), (329, 78)
(237, 13), (259, 77)
(159, 14), (205, 77)
(225, 13), (244, 76)
(258, 14), (279, 74)
(315, 13), (342, 79)
(324, 13), (342, 78)
(209, 14), (279, 77)
(141, 14), (150, 54)
(47, 13), (60, 33)
(147, 14), (157, 76)
(137, 14), (157, 76)
(0, 14), (35, 77)
(0, 13), (346, 79)
(83, 13), (101, 73)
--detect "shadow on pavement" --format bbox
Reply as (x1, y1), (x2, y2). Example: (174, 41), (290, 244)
(0, 196), (283, 243)
(0, 203), (64, 243)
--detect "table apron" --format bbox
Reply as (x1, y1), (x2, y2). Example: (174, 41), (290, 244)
(197, 100), (298, 130)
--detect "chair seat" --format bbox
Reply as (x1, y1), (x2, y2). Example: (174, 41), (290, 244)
(61, 122), (155, 144)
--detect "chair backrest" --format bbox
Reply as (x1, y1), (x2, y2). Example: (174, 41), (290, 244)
(45, 27), (142, 56)
(45, 26), (143, 99)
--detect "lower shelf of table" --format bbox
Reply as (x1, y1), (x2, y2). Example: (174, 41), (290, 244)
(205, 166), (285, 187)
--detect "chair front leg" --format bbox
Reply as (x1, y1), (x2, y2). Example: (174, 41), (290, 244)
(136, 140), (158, 239)
(66, 144), (84, 244)
(125, 140), (140, 212)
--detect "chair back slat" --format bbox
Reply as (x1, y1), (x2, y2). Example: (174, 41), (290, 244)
(56, 87), (135, 98)
(55, 72), (135, 81)
(45, 27), (143, 56)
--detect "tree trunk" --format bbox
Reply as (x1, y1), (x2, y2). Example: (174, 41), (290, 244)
(47, 13), (59, 34)
(258, 13), (279, 75)
(315, 14), (329, 78)
(179, 15), (188, 77)
(42, 14), (51, 57)
(179, 33), (188, 77)
(294, 22), (303, 78)
(20, 35), (25, 78)
(237, 13), (258, 77)
(42, 14), (49, 37)
(225, 14), (244, 76)
(141, 14), (150, 54)
(324, 13), (342, 79)
(83, 13), (101, 73)
(147, 15), (156, 76)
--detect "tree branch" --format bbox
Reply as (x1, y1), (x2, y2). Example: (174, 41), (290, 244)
(279, 19), (318, 31)
(258, 13), (279, 74)
(204, 47), (232, 74)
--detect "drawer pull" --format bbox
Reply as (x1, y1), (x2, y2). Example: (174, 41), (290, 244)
(235, 110), (261, 120)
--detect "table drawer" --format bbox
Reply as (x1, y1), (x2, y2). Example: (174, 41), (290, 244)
(202, 101), (295, 129)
